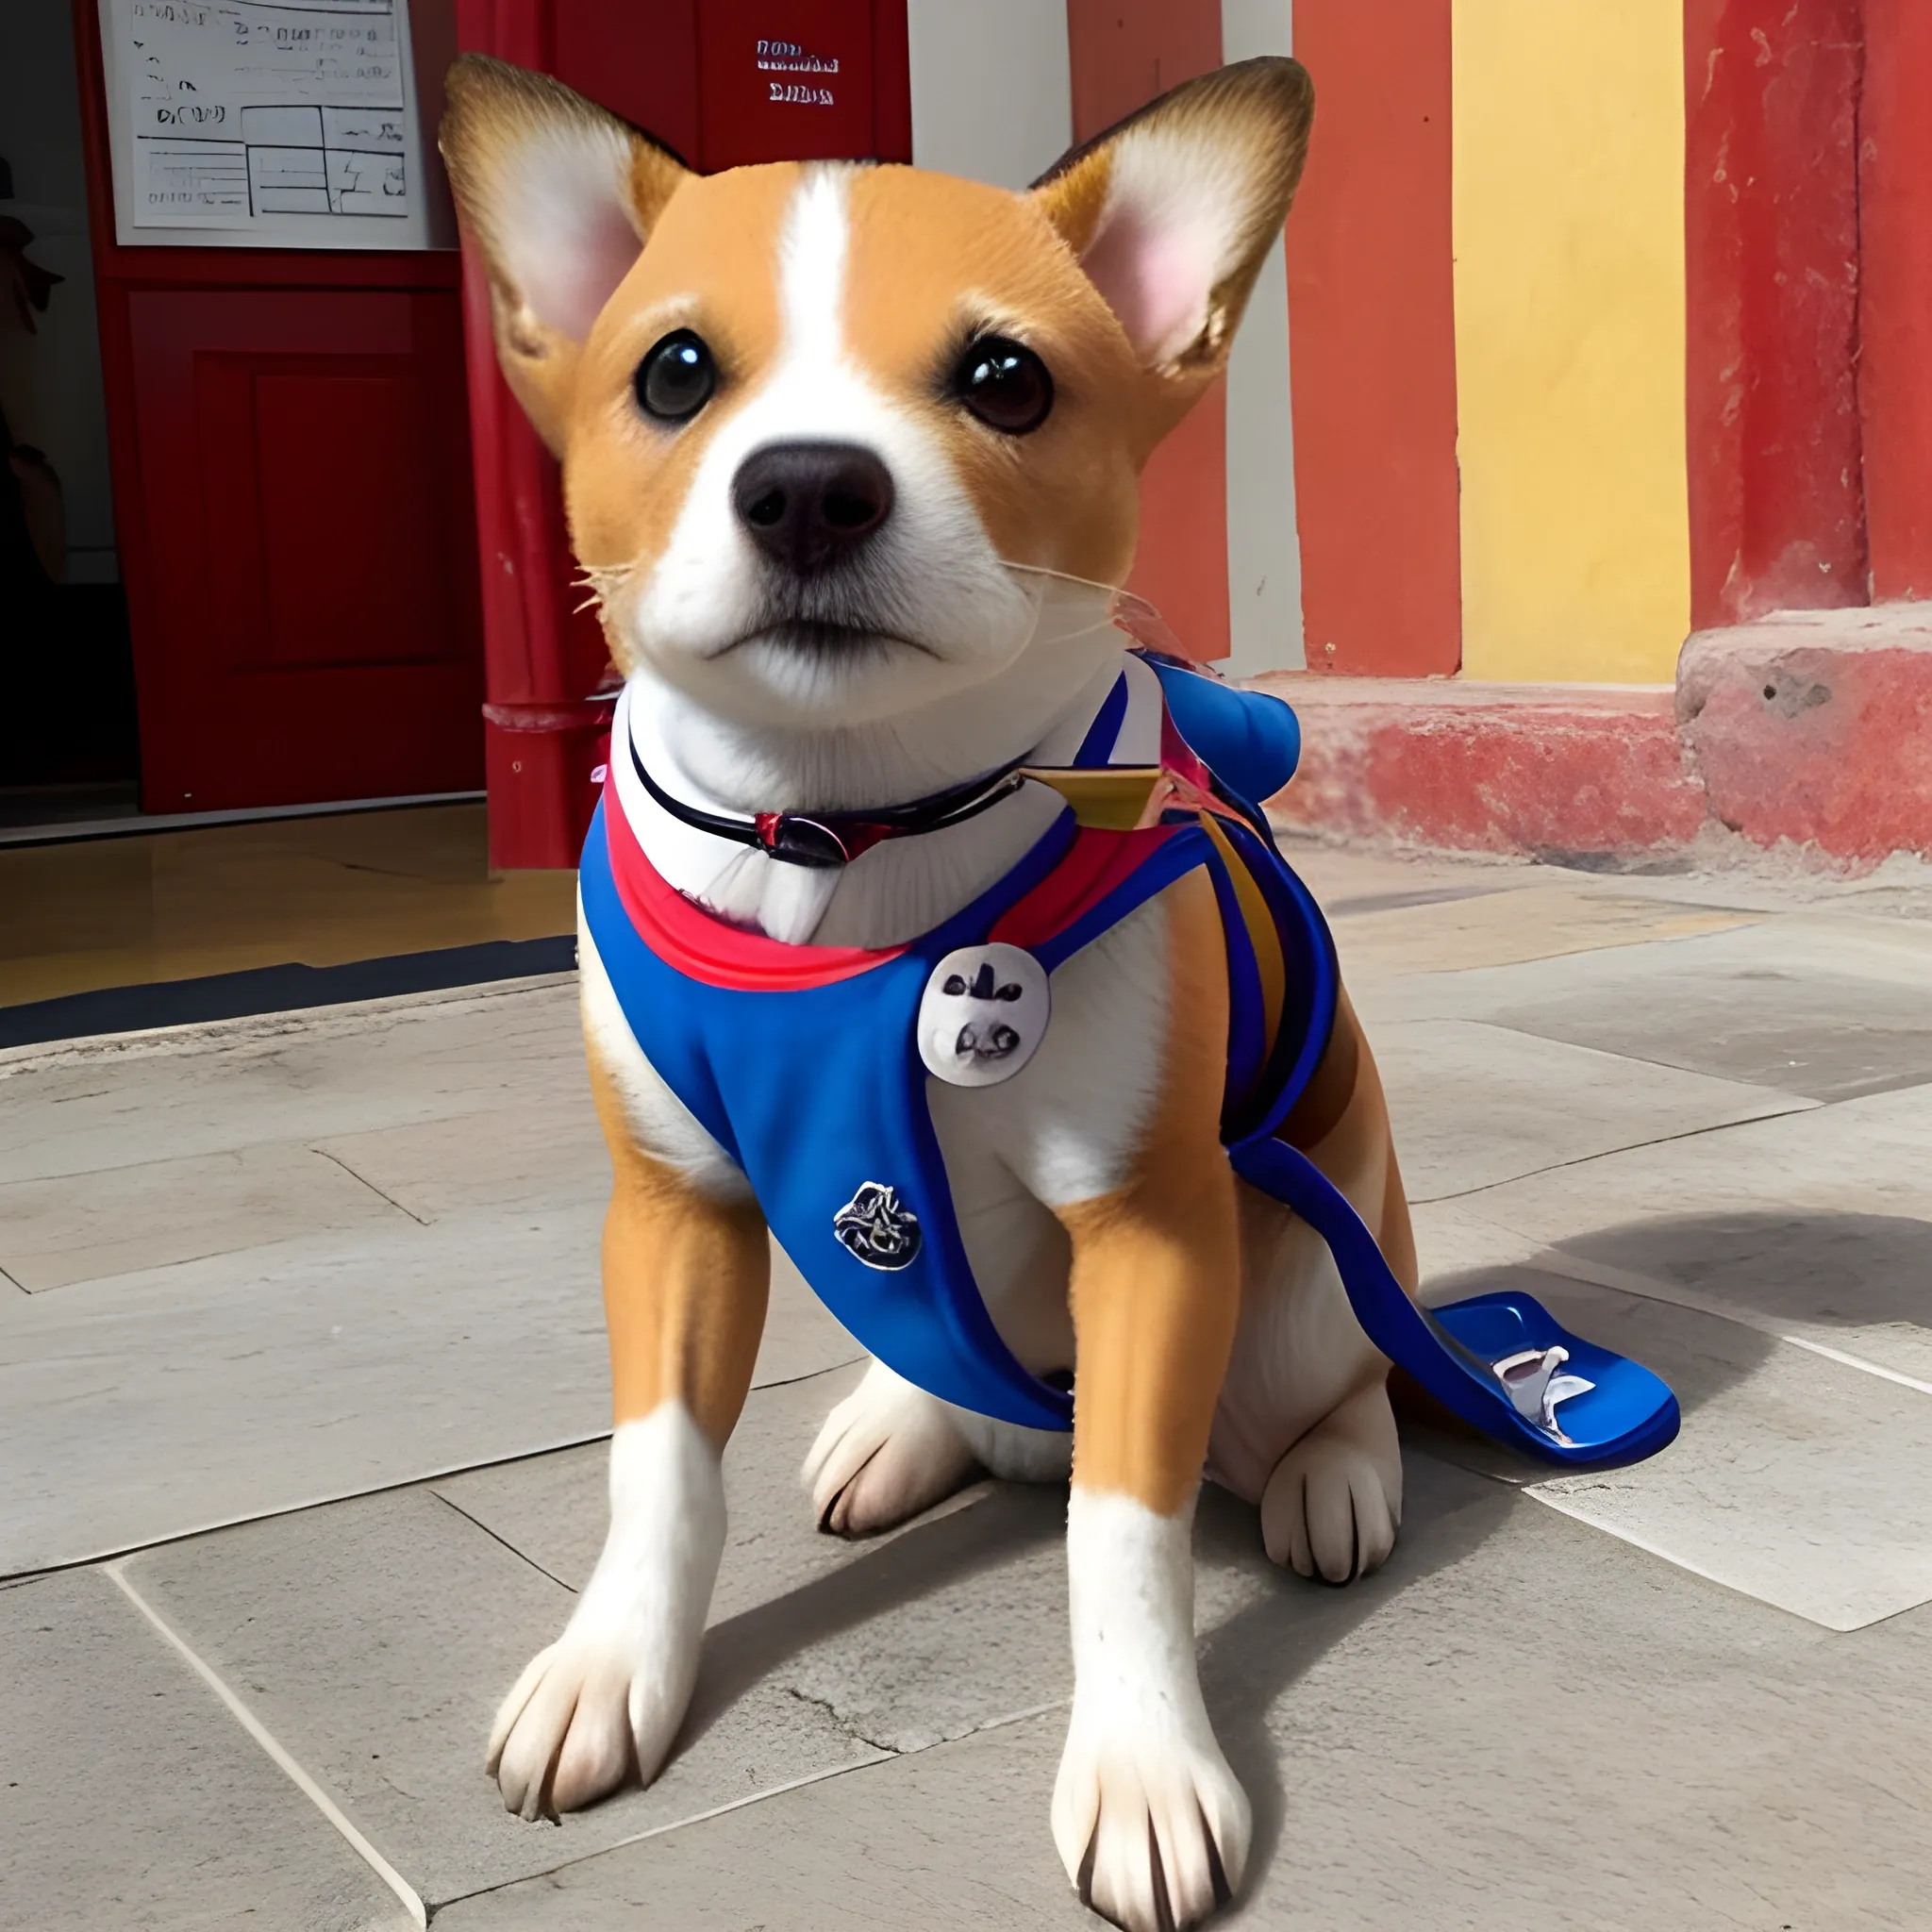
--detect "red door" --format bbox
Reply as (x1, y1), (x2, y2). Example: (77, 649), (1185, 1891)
(74, 2), (483, 815)
(454, 0), (911, 867)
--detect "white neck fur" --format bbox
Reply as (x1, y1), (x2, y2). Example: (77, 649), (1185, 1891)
(614, 645), (1167, 947)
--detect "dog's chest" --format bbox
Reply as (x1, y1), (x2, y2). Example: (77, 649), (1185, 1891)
(919, 901), (1170, 1362)
(602, 666), (1179, 1369)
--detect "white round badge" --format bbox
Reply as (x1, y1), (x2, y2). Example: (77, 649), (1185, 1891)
(917, 943), (1051, 1089)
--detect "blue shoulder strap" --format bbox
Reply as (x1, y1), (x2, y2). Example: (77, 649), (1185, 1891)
(1196, 823), (1678, 1469)
(1120, 673), (1680, 1472)
(1141, 655), (1300, 805)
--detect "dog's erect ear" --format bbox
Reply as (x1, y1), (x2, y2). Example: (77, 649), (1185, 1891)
(440, 55), (690, 453)
(1030, 58), (1312, 435)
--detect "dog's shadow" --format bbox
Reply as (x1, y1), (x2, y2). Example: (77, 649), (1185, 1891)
(674, 1447), (1513, 1894)
(679, 1476), (1068, 1749)
(671, 1207), (1931, 1902)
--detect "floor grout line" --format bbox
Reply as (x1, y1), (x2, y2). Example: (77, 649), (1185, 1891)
(1517, 1491), (1869, 1633)
(1524, 1247), (1932, 1398)
(102, 1557), (428, 1928)
(437, 1754), (893, 1908)
(308, 1145), (433, 1227)
(1412, 1095), (1823, 1208)
(2, 1360), (868, 1586)
(437, 1699), (1073, 1910)
(1, 1431), (613, 1586)
(428, 1490), (578, 1593)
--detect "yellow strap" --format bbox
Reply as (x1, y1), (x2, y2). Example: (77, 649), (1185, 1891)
(1019, 771), (1286, 1063)
(1198, 812), (1287, 1065)
(1019, 766), (1166, 830)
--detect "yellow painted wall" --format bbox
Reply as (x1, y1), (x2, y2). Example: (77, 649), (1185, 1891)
(1452, 0), (1690, 683)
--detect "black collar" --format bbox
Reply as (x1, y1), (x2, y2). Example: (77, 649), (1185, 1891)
(628, 736), (1028, 869)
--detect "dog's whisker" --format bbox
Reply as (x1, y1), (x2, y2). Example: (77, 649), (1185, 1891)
(571, 563), (636, 622)
(1000, 560), (1185, 655)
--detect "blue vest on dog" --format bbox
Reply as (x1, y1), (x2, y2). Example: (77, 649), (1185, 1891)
(581, 658), (1678, 1469)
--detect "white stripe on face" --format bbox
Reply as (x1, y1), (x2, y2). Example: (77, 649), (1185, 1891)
(777, 163), (850, 370)
(626, 166), (1047, 732)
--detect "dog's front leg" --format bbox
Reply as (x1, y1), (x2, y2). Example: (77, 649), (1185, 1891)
(1051, 874), (1247, 1932)
(488, 1044), (769, 1820)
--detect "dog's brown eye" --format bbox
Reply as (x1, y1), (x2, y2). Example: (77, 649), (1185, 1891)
(635, 329), (716, 423)
(950, 336), (1053, 435)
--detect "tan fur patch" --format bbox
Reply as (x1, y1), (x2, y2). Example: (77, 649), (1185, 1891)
(1057, 869), (1241, 1515)
(441, 56), (690, 452)
(839, 165), (1150, 588)
(1296, 990), (1419, 1295)
(563, 165), (799, 644)
(588, 1044), (770, 1446)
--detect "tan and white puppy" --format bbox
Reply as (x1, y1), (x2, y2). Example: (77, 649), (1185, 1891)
(442, 55), (1417, 1932)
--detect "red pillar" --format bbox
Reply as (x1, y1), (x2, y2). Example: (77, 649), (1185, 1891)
(455, 0), (626, 872)
(1858, 0), (1932, 602)
(452, 0), (911, 867)
(1284, 0), (1460, 676)
(1683, 0), (1866, 629)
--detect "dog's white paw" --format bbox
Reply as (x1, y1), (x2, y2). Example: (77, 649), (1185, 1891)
(488, 1405), (724, 1820)
(1259, 1383), (1403, 1584)
(802, 1359), (978, 1536)
(486, 1623), (697, 1819)
(1052, 1714), (1251, 1932)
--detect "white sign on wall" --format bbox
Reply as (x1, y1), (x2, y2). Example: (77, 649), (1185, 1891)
(99, 0), (440, 249)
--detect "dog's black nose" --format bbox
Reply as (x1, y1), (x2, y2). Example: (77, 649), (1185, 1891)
(731, 441), (894, 574)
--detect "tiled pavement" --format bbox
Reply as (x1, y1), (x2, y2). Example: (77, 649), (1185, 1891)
(5, 841), (1932, 1928)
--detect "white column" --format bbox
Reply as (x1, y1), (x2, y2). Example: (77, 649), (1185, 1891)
(1220, 0), (1306, 677)
(906, 0), (1074, 190)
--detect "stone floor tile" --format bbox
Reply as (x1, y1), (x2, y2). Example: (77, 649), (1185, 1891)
(1274, 841), (1535, 911)
(1408, 1199), (1550, 1286)
(433, 1714), (1085, 1931)
(435, 1364), (879, 1615)
(0, 980), (586, 1188)
(1508, 968), (1932, 1100)
(1372, 1019), (1808, 1203)
(0, 1140), (408, 1291)
(756, 1242), (866, 1390)
(1332, 884), (1752, 983)
(1419, 1265), (1932, 1629)
(437, 1465), (1932, 1931)
(1372, 917), (1932, 1099)
(1457, 1086), (1932, 1381)
(0, 1208), (605, 1574)
(119, 1385), (1342, 1911)
(441, 1366), (1081, 1754)
(1207, 1477), (1932, 1929)
(315, 1106), (609, 1221)
(0, 1207), (856, 1577)
(0, 1567), (413, 1932)
(121, 1484), (889, 1909)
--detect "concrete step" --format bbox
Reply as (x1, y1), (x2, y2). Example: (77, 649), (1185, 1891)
(1255, 605), (1932, 867)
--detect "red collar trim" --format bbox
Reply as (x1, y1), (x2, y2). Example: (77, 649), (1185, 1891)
(602, 774), (911, 991)
(602, 767), (1197, 991)
(991, 823), (1181, 951)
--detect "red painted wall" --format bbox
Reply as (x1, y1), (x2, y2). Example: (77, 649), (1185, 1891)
(1065, 0), (1229, 662)
(1857, 0), (1932, 603)
(1684, 0), (1866, 629)
(1284, 0), (1459, 676)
